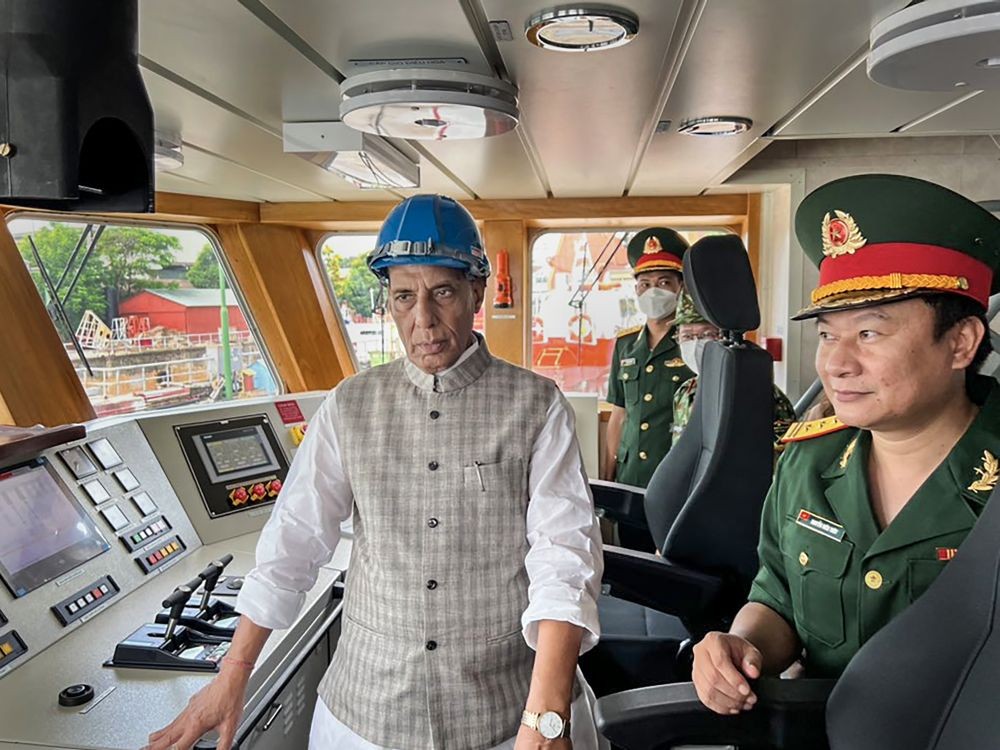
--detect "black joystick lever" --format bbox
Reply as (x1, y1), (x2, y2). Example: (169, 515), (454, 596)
(162, 576), (203, 643)
(196, 553), (233, 617)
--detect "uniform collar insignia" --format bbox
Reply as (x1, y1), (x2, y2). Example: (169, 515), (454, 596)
(839, 436), (858, 469)
(967, 450), (999, 493)
(644, 236), (662, 254)
(821, 210), (866, 257)
(665, 357), (686, 368)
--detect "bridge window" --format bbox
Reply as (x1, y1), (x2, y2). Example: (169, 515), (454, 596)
(530, 229), (727, 398)
(10, 216), (278, 416)
(318, 233), (487, 370)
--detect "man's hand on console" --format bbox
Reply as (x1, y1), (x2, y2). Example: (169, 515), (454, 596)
(692, 631), (763, 715)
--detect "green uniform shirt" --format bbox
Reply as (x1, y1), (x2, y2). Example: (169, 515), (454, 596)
(606, 324), (694, 487)
(671, 378), (796, 447)
(748, 378), (1000, 677)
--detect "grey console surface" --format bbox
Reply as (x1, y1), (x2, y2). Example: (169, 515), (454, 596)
(0, 533), (350, 750)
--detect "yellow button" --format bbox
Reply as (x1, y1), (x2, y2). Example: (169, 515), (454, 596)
(622, 373), (630, 380)
(798, 552), (809, 567)
(640, 422), (649, 431)
(639, 451), (648, 460)
(0, 642), (12, 656)
(645, 365), (654, 373)
(672, 375), (680, 382)
(865, 570), (883, 590)
(643, 393), (653, 402)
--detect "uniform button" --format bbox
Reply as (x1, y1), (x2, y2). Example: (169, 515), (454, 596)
(798, 552), (809, 567)
(640, 422), (649, 431)
(672, 375), (680, 382)
(643, 393), (653, 402)
(865, 570), (883, 590)
(645, 365), (654, 373)
(429, 410), (440, 420)
(638, 451), (648, 460)
(622, 373), (629, 381)
(428, 517), (439, 528)
(428, 461), (439, 471)
(426, 640), (437, 651)
(426, 579), (438, 590)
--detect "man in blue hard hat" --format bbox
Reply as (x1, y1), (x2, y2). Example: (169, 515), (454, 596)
(147, 195), (604, 750)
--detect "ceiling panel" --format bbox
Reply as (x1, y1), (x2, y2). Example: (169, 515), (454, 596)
(139, 0), (342, 128)
(905, 92), (1000, 135)
(257, 0), (493, 76)
(483, 0), (684, 198)
(141, 68), (399, 202)
(630, 0), (910, 196)
(417, 132), (547, 199)
(773, 65), (960, 138)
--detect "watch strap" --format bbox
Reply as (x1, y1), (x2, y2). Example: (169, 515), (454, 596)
(520, 710), (571, 739)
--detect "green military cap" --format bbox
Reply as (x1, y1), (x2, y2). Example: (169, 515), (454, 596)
(674, 288), (708, 326)
(627, 227), (689, 276)
(793, 174), (1000, 319)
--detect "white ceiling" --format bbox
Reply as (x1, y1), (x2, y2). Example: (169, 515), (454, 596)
(137, 0), (1000, 204)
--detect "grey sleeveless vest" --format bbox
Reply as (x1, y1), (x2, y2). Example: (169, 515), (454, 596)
(319, 340), (556, 749)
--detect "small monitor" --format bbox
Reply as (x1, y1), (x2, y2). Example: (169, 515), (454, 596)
(192, 425), (281, 484)
(0, 459), (109, 597)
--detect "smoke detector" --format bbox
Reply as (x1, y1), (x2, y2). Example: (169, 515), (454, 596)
(339, 68), (519, 140)
(869, 1), (1000, 90)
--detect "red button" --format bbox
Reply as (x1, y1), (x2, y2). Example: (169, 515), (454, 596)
(147, 555), (157, 564)
(92, 589), (103, 598)
(268, 479), (282, 494)
(251, 483), (266, 498)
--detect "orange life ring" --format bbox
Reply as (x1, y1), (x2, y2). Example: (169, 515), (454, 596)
(566, 313), (595, 344)
(532, 316), (546, 342)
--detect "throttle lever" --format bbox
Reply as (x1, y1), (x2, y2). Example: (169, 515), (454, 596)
(196, 553), (234, 616)
(161, 576), (203, 643)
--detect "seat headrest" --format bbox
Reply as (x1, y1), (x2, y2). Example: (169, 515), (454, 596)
(683, 235), (760, 333)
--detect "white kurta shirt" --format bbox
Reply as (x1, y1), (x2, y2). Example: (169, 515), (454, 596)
(237, 342), (604, 749)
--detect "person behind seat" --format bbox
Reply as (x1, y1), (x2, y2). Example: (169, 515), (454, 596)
(671, 289), (795, 446)
(692, 174), (1000, 715)
(603, 228), (695, 487)
(145, 195), (604, 750)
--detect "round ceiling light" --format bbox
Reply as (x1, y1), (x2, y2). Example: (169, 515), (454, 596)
(525, 6), (639, 52)
(153, 132), (184, 171)
(340, 68), (519, 141)
(677, 116), (753, 136)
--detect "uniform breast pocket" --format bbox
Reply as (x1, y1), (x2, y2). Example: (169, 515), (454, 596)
(907, 559), (947, 603)
(782, 522), (853, 648)
(619, 365), (640, 405)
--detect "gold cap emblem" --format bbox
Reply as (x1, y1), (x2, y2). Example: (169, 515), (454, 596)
(821, 210), (867, 257)
(644, 235), (663, 254)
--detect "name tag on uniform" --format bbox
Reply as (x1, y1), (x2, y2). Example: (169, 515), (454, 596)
(620, 358), (636, 367)
(795, 509), (846, 542)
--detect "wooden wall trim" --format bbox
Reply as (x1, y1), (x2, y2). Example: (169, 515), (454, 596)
(259, 194), (749, 228)
(215, 223), (354, 392)
(0, 222), (95, 426)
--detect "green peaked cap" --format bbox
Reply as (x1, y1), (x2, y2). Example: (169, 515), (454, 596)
(627, 227), (689, 271)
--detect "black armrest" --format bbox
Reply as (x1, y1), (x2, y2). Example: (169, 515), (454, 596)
(595, 678), (835, 750)
(602, 545), (722, 619)
(590, 479), (646, 527)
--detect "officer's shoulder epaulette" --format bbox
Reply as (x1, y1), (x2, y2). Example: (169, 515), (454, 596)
(664, 357), (686, 368)
(779, 416), (850, 444)
(616, 325), (643, 338)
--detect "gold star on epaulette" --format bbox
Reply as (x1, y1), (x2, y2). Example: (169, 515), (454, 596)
(780, 416), (850, 444)
(968, 450), (999, 493)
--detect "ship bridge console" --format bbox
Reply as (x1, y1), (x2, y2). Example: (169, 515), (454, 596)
(0, 393), (344, 750)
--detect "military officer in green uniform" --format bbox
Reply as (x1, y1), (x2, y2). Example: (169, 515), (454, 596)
(691, 174), (1000, 714)
(671, 289), (795, 446)
(603, 228), (695, 487)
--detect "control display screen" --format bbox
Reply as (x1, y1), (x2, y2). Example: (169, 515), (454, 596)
(0, 460), (109, 597)
(193, 425), (281, 484)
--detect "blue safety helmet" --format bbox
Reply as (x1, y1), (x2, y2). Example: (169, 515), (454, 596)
(367, 194), (490, 282)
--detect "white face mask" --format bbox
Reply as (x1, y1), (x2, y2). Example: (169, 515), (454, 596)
(680, 338), (709, 375)
(637, 287), (678, 320)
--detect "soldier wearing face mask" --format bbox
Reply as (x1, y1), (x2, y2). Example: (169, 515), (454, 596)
(603, 228), (695, 487)
(671, 289), (795, 446)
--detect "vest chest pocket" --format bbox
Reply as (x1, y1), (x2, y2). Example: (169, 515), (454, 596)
(782, 521), (853, 648)
(619, 364), (640, 405)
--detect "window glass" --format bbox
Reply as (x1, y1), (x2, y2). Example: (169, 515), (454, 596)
(318, 234), (486, 370)
(530, 229), (727, 396)
(11, 216), (278, 416)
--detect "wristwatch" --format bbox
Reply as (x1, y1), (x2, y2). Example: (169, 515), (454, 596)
(521, 709), (570, 740)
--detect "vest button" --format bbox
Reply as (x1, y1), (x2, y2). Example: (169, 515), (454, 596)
(429, 410), (440, 420)
(428, 461), (439, 471)
(426, 640), (437, 651)
(426, 579), (438, 590)
(428, 517), (439, 528)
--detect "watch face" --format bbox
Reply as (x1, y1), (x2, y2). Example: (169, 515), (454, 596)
(538, 712), (564, 740)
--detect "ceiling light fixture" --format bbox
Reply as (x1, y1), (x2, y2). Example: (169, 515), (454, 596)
(339, 68), (518, 141)
(525, 5), (639, 51)
(677, 116), (753, 136)
(153, 132), (184, 171)
(283, 121), (419, 189)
